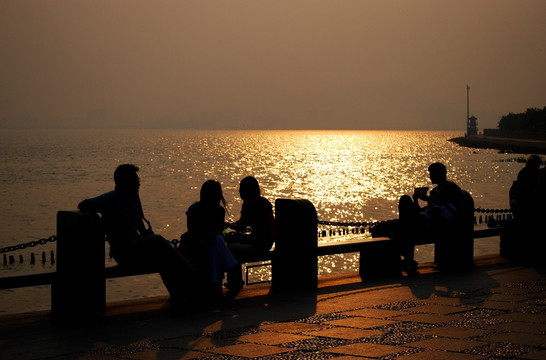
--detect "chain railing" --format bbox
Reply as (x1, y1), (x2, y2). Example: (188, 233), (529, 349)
(1, 207), (512, 265)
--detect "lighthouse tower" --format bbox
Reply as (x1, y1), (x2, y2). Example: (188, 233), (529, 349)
(466, 85), (478, 136)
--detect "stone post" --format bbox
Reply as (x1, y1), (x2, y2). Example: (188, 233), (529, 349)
(272, 199), (318, 290)
(52, 211), (105, 318)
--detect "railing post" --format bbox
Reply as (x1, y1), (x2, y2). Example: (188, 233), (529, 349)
(272, 199), (318, 291)
(52, 211), (105, 318)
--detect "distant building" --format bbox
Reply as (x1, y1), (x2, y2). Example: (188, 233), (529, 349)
(467, 116), (478, 136)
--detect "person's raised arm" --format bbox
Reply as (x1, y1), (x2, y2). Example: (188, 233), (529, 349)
(78, 199), (96, 212)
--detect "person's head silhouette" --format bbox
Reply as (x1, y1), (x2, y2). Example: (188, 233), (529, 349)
(200, 180), (226, 208)
(428, 162), (447, 185)
(239, 176), (260, 200)
(114, 164), (140, 197)
(526, 155), (542, 170)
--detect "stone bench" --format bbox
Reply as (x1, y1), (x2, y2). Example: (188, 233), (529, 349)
(3, 193), (505, 318)
(51, 199), (318, 317)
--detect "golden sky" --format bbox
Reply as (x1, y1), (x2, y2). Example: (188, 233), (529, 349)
(1, 0), (545, 130)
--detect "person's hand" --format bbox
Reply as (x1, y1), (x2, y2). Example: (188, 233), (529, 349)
(413, 187), (428, 201)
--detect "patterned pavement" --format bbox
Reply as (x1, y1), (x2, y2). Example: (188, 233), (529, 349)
(1, 255), (545, 360)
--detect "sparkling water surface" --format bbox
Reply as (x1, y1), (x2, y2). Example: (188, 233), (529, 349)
(0, 129), (523, 313)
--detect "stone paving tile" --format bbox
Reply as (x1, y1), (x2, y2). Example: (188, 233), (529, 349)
(407, 304), (475, 315)
(173, 336), (239, 351)
(259, 322), (327, 333)
(342, 308), (409, 319)
(491, 286), (538, 295)
(521, 349), (546, 360)
(468, 343), (538, 358)
(324, 317), (397, 329)
(394, 313), (460, 324)
(278, 336), (352, 351)
(324, 342), (406, 357)
(420, 296), (482, 307)
(444, 309), (509, 329)
(473, 293), (529, 303)
(517, 304), (546, 314)
(126, 349), (213, 359)
(475, 300), (526, 311)
(484, 332), (546, 346)
(294, 312), (351, 324)
(208, 343), (293, 358)
(526, 291), (546, 305)
(486, 321), (546, 334)
(374, 300), (424, 311)
(394, 350), (485, 360)
(238, 331), (314, 345)
(497, 312), (546, 323)
(406, 338), (486, 352)
(303, 327), (383, 340)
(416, 326), (493, 339)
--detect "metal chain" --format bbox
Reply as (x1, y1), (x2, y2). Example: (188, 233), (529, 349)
(0, 207), (511, 253)
(318, 207), (511, 228)
(318, 219), (398, 227)
(474, 208), (511, 214)
(0, 236), (57, 254)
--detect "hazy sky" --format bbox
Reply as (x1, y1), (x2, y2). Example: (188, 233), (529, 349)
(1, 1), (545, 130)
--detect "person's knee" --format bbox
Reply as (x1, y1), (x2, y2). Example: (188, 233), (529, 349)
(399, 195), (413, 208)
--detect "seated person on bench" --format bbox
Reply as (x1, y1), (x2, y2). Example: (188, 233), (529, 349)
(78, 164), (197, 306)
(396, 162), (463, 271)
(181, 180), (244, 300)
(224, 176), (276, 286)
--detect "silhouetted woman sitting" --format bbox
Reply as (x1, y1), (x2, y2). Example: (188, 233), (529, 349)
(179, 180), (244, 300)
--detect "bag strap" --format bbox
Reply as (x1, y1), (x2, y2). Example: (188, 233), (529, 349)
(137, 195), (153, 232)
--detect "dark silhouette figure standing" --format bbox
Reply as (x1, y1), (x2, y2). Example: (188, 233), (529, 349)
(501, 155), (545, 261)
(510, 155), (542, 220)
(78, 164), (196, 306)
(225, 176), (276, 285)
(397, 162), (463, 271)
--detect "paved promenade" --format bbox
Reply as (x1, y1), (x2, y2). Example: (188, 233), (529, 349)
(1, 255), (545, 360)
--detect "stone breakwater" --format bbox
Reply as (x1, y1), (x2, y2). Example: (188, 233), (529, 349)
(450, 135), (546, 155)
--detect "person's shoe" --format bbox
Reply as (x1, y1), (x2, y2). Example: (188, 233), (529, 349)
(224, 279), (245, 289)
(401, 259), (418, 272)
(224, 280), (244, 299)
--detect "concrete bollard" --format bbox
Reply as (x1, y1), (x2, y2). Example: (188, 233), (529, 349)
(272, 199), (318, 291)
(52, 210), (105, 318)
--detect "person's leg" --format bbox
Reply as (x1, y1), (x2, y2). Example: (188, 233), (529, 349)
(201, 235), (245, 299)
(124, 235), (198, 302)
(226, 242), (255, 288)
(398, 196), (417, 258)
(397, 195), (420, 270)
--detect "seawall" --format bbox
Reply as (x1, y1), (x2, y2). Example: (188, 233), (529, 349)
(450, 135), (546, 154)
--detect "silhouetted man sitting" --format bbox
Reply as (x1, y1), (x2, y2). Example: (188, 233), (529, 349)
(397, 162), (463, 271)
(78, 164), (196, 306)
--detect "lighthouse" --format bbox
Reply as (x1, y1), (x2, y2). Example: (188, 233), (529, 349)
(466, 85), (478, 136)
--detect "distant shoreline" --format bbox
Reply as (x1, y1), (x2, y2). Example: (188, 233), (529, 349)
(449, 135), (546, 155)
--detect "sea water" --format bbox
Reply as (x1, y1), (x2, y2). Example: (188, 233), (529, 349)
(0, 129), (524, 314)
